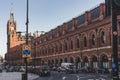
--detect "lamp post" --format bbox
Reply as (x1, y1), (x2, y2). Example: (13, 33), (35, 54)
(23, 0), (29, 80)
(110, 0), (120, 79)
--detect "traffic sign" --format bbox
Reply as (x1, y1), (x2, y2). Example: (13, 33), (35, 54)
(22, 44), (31, 58)
(112, 63), (116, 69)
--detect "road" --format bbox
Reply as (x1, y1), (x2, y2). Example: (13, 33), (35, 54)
(0, 70), (112, 80)
(36, 71), (112, 80)
(0, 71), (39, 80)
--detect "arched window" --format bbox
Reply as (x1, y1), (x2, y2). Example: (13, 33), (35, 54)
(51, 46), (54, 54)
(45, 48), (47, 55)
(49, 45), (53, 54)
(101, 31), (106, 44)
(56, 45), (58, 52)
(118, 36), (120, 45)
(70, 40), (73, 49)
(76, 38), (80, 48)
(41, 48), (44, 56)
(84, 37), (87, 47)
(39, 49), (41, 56)
(59, 43), (62, 52)
(92, 34), (95, 45)
(47, 46), (50, 55)
(64, 42), (67, 51)
(43, 48), (45, 55)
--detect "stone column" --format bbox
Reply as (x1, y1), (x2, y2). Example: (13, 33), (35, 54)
(98, 56), (102, 67)
(81, 58), (83, 68)
(88, 58), (92, 68)
(108, 57), (112, 73)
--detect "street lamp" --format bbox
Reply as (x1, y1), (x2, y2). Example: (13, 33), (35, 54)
(110, 0), (120, 80)
(22, 0), (29, 80)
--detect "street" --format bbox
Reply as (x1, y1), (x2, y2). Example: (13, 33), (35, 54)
(0, 69), (113, 80)
(0, 71), (39, 80)
(36, 71), (112, 80)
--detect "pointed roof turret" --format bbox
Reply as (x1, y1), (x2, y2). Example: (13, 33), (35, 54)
(9, 4), (14, 22)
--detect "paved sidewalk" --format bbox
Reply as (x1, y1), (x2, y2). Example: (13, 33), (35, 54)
(0, 72), (39, 80)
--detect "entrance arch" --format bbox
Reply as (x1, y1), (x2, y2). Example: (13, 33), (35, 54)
(100, 54), (108, 68)
(75, 57), (81, 69)
(64, 58), (68, 62)
(91, 55), (98, 68)
(42, 60), (44, 65)
(59, 58), (63, 66)
(48, 60), (50, 66)
(70, 57), (74, 63)
(51, 59), (54, 66)
(55, 59), (58, 66)
(82, 56), (88, 67)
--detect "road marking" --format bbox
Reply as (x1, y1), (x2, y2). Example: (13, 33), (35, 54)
(100, 75), (107, 78)
(62, 76), (66, 80)
(77, 76), (80, 80)
(99, 78), (106, 80)
(88, 78), (106, 80)
(77, 75), (85, 79)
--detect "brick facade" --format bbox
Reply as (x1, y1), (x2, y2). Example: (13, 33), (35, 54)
(5, 2), (120, 72)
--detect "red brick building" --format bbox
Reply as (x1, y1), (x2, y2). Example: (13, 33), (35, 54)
(5, 1), (120, 72)
(5, 7), (34, 66)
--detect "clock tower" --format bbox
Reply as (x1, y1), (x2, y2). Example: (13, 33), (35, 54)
(7, 7), (18, 51)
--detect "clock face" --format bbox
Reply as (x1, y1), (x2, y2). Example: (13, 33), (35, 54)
(114, 0), (120, 6)
(10, 26), (14, 31)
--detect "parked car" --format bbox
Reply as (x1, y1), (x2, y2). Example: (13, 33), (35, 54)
(57, 67), (66, 72)
(6, 66), (14, 72)
(65, 65), (77, 74)
(80, 66), (88, 73)
(39, 66), (50, 77)
(19, 67), (25, 72)
(96, 67), (109, 74)
(31, 66), (39, 74)
(52, 66), (58, 71)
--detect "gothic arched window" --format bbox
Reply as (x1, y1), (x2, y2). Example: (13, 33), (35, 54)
(101, 31), (106, 44)
(76, 38), (80, 48)
(64, 42), (67, 51)
(92, 34), (96, 45)
(84, 37), (87, 47)
(70, 40), (73, 49)
(59, 43), (62, 52)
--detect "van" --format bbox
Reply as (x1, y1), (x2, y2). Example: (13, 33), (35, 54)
(61, 63), (76, 73)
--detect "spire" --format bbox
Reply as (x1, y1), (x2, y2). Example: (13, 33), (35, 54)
(9, 3), (14, 22)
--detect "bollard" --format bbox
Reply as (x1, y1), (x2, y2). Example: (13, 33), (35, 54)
(22, 73), (27, 80)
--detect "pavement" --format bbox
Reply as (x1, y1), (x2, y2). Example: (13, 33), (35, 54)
(0, 71), (39, 80)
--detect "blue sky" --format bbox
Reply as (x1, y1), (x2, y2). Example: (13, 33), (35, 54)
(0, 0), (104, 57)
